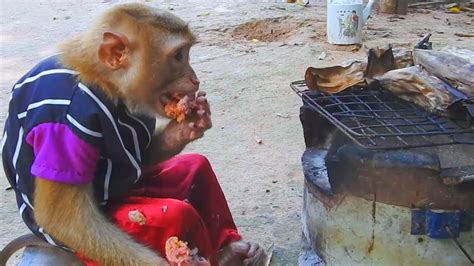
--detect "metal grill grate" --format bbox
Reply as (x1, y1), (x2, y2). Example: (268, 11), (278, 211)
(291, 80), (474, 150)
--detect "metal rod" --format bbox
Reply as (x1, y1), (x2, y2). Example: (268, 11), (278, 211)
(290, 81), (474, 149)
(352, 93), (408, 144)
(350, 121), (447, 130)
(445, 225), (474, 264)
(323, 103), (417, 110)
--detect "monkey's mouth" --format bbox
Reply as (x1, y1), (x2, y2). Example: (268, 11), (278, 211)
(160, 93), (185, 106)
(160, 93), (192, 122)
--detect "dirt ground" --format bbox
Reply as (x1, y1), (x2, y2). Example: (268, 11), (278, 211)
(0, 0), (472, 265)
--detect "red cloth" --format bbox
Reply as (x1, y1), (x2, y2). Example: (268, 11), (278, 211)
(79, 154), (241, 265)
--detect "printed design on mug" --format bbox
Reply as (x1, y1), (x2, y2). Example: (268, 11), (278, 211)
(336, 10), (359, 38)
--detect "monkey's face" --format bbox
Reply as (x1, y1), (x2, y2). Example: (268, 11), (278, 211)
(96, 28), (198, 117)
(139, 39), (199, 117)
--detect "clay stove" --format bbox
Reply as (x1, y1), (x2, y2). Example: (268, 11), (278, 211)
(292, 81), (474, 265)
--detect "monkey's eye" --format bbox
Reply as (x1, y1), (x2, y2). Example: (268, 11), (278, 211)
(174, 49), (183, 62)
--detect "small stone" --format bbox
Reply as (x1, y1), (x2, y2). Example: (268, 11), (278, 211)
(272, 180), (278, 183)
(276, 113), (290, 118)
(318, 51), (327, 60)
(351, 45), (361, 52)
(197, 12), (210, 17)
(266, 189), (270, 193)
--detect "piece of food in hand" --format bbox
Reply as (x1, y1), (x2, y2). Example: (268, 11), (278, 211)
(165, 236), (190, 264)
(165, 236), (210, 266)
(164, 96), (191, 123)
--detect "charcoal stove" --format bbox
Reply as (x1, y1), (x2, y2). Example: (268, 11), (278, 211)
(292, 81), (474, 265)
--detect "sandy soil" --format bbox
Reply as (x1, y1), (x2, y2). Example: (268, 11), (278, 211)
(0, 0), (472, 265)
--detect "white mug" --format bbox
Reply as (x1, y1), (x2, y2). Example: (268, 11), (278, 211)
(327, 0), (376, 45)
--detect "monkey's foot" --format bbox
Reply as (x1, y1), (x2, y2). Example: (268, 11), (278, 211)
(216, 240), (267, 266)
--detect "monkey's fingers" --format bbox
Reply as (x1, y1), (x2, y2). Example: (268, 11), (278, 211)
(194, 96), (211, 115)
(187, 122), (205, 141)
(195, 112), (212, 129)
(244, 249), (266, 266)
(247, 243), (260, 258)
(189, 129), (204, 140)
(243, 243), (267, 266)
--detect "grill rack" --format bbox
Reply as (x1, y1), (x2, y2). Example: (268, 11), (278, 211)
(291, 80), (474, 150)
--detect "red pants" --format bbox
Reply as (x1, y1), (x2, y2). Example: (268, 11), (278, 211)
(81, 154), (241, 265)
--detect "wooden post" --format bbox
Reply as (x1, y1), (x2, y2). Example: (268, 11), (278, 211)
(379, 0), (408, 14)
(379, 0), (397, 13)
(396, 0), (409, 14)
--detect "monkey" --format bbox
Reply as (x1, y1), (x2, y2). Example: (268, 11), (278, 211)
(1, 3), (266, 266)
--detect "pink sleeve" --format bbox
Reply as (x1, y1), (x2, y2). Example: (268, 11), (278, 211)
(25, 123), (100, 184)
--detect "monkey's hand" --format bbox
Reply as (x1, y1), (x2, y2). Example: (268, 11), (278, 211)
(177, 91), (212, 142)
(145, 91), (211, 165)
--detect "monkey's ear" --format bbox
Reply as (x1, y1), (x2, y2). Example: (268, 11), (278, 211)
(98, 32), (130, 71)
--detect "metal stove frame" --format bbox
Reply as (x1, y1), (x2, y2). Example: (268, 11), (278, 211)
(291, 80), (474, 150)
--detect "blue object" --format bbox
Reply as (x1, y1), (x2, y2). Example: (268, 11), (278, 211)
(411, 209), (471, 239)
(426, 210), (460, 239)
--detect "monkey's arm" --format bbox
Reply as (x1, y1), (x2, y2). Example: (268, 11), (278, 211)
(143, 125), (186, 165)
(34, 178), (168, 266)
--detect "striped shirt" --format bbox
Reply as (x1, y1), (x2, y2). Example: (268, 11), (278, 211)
(1, 55), (155, 246)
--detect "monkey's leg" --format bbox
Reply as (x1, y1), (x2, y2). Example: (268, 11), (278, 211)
(34, 178), (166, 266)
(134, 154), (242, 250)
(138, 154), (267, 266)
(106, 197), (217, 264)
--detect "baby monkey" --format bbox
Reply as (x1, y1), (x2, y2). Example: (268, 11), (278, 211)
(1, 3), (266, 266)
